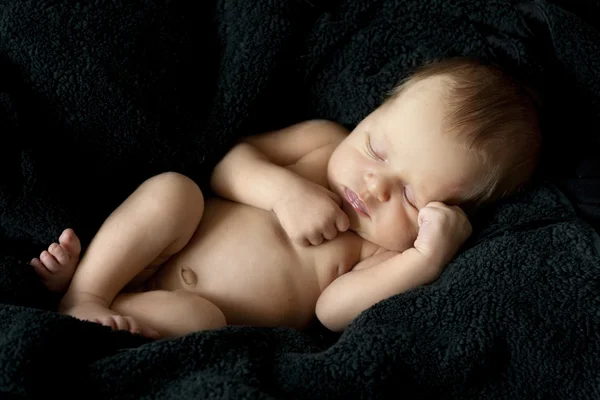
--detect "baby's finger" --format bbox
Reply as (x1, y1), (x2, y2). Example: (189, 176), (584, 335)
(308, 232), (324, 246)
(424, 202), (466, 217)
(39, 250), (61, 273)
(417, 206), (437, 228)
(423, 201), (448, 210)
(335, 210), (350, 232)
(325, 189), (342, 206)
(293, 236), (311, 247)
(322, 223), (338, 240)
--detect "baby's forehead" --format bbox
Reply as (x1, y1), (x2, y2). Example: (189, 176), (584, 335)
(388, 76), (456, 123)
(399, 74), (454, 100)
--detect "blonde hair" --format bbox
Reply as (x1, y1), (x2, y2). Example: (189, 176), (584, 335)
(388, 57), (542, 212)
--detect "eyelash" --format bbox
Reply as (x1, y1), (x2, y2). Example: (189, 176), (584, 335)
(365, 135), (383, 161)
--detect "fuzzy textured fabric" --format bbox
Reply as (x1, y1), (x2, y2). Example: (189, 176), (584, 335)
(1, 0), (600, 398)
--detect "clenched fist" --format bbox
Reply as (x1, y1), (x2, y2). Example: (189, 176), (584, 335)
(413, 201), (472, 267)
(273, 180), (350, 246)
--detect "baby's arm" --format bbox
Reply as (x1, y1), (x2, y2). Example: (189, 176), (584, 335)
(316, 248), (438, 332)
(211, 120), (350, 246)
(316, 202), (472, 332)
(211, 120), (347, 210)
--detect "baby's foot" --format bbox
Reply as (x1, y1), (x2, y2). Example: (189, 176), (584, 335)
(30, 228), (81, 292)
(95, 313), (160, 339)
(62, 299), (160, 339)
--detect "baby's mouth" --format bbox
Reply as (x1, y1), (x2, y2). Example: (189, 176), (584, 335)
(344, 187), (370, 218)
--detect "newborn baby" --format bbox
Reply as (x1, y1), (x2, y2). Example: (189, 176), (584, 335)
(30, 57), (541, 339)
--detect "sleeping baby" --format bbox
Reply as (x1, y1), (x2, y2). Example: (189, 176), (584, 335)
(30, 57), (542, 339)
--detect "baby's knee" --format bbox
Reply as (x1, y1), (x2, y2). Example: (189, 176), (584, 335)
(147, 172), (203, 202)
(141, 172), (204, 219)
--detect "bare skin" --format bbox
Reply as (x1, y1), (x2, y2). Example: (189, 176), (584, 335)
(30, 228), (81, 293)
(31, 76), (481, 339)
(30, 229), (162, 337)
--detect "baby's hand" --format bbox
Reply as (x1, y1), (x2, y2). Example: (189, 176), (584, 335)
(413, 201), (472, 268)
(273, 180), (350, 246)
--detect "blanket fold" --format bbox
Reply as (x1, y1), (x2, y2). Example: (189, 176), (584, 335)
(1, 0), (600, 398)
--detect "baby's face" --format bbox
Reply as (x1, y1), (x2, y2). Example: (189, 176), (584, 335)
(327, 76), (485, 251)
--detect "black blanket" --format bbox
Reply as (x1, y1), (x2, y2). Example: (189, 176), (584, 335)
(1, 0), (600, 398)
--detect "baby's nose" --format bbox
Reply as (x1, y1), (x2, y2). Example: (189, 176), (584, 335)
(365, 173), (391, 202)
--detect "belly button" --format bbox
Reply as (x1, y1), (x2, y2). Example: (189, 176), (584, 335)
(180, 266), (198, 286)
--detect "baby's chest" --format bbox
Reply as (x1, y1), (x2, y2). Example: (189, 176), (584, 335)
(296, 231), (366, 290)
(188, 198), (300, 271)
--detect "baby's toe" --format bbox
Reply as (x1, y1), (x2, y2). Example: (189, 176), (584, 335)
(39, 250), (60, 272)
(48, 243), (70, 265)
(95, 316), (118, 330)
(107, 315), (133, 333)
(30, 257), (51, 279)
(113, 316), (129, 331)
(59, 229), (81, 258)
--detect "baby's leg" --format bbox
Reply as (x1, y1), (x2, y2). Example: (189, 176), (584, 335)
(29, 230), (157, 336)
(60, 172), (205, 337)
(112, 290), (226, 338)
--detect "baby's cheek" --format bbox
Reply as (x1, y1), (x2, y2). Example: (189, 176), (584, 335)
(379, 219), (416, 252)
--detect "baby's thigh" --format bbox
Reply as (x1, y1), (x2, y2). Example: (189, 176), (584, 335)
(112, 290), (226, 338)
(123, 265), (162, 292)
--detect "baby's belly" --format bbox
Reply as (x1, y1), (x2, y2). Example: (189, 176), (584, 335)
(147, 198), (362, 329)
